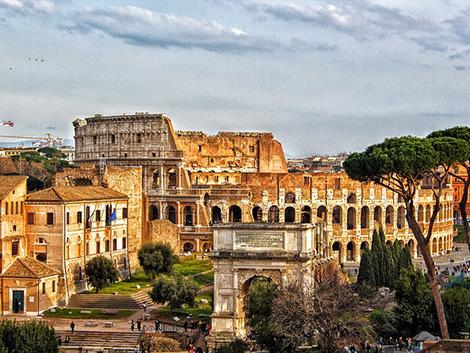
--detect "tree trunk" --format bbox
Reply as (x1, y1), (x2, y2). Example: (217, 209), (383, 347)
(406, 209), (449, 339)
(459, 175), (470, 254)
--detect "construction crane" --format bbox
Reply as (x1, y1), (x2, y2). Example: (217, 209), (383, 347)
(1, 120), (14, 127)
(0, 133), (63, 147)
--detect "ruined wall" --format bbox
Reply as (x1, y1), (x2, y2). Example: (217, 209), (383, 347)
(54, 164), (100, 187)
(145, 220), (180, 252)
(74, 114), (181, 163)
(175, 131), (287, 173)
(103, 166), (143, 270)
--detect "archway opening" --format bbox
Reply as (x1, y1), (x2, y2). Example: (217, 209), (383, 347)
(229, 205), (242, 222)
(284, 207), (295, 223)
(301, 206), (311, 223)
(346, 241), (355, 261)
(361, 206), (370, 229)
(167, 206), (176, 224)
(332, 206), (342, 225)
(360, 241), (369, 254)
(332, 241), (342, 261)
(317, 206), (327, 223)
(183, 242), (194, 253)
(252, 206), (262, 222)
(347, 207), (356, 229)
(374, 206), (382, 226)
(268, 206), (279, 223)
(212, 206), (222, 224)
(386, 206), (394, 225)
(149, 205), (159, 221)
(184, 206), (193, 226)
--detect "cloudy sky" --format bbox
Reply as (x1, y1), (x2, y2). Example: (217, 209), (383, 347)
(1, 0), (469, 156)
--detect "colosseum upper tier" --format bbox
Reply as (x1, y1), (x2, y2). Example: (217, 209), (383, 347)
(72, 113), (454, 264)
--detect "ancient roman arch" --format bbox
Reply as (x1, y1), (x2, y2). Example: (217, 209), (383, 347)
(207, 223), (325, 348)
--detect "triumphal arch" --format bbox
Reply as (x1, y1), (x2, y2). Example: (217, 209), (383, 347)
(207, 222), (328, 348)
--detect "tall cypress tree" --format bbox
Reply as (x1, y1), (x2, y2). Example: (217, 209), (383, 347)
(358, 248), (375, 286)
(371, 229), (384, 285)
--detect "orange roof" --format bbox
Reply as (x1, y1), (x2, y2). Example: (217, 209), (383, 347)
(0, 175), (27, 200)
(26, 186), (127, 203)
(1, 257), (60, 278)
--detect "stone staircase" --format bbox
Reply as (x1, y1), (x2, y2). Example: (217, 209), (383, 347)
(131, 290), (153, 307)
(57, 330), (139, 351)
(68, 294), (143, 310)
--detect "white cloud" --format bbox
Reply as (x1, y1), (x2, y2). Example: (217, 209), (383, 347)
(62, 4), (334, 53)
(0, 0), (55, 14)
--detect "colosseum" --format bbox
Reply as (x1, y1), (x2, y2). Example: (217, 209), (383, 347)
(70, 113), (455, 265)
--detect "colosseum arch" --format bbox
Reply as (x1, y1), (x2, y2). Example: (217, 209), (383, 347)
(166, 206), (176, 224)
(397, 206), (406, 229)
(346, 241), (355, 261)
(184, 206), (193, 226)
(212, 206), (222, 224)
(317, 205), (327, 222)
(252, 206), (262, 222)
(347, 193), (357, 204)
(385, 205), (394, 225)
(301, 206), (312, 223)
(347, 207), (356, 229)
(284, 206), (296, 223)
(374, 206), (382, 227)
(148, 205), (159, 221)
(361, 206), (370, 229)
(332, 206), (342, 225)
(229, 205), (242, 222)
(360, 241), (369, 253)
(268, 205), (280, 223)
(332, 241), (342, 261)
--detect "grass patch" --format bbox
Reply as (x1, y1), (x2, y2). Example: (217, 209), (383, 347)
(455, 225), (468, 243)
(173, 258), (212, 276)
(153, 293), (213, 323)
(99, 271), (153, 295)
(92, 259), (213, 295)
(43, 308), (134, 320)
(192, 272), (214, 287)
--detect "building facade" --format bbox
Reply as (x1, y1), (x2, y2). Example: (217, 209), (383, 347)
(71, 113), (455, 264)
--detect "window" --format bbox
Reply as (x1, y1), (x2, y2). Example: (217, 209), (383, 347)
(66, 212), (70, 225)
(136, 133), (142, 143)
(122, 237), (127, 249)
(4, 202), (7, 215)
(334, 178), (341, 190)
(42, 282), (46, 295)
(46, 212), (54, 225)
(93, 135), (97, 144)
(96, 241), (100, 254)
(225, 176), (229, 183)
(113, 239), (117, 251)
(198, 145), (202, 152)
(105, 239), (110, 252)
(85, 242), (89, 255)
(12, 240), (19, 256)
(52, 280), (56, 293)
(36, 253), (47, 262)
(77, 211), (82, 224)
(96, 210), (101, 222)
(27, 212), (35, 225)
(152, 153), (156, 158)
(216, 176), (219, 183)
(249, 145), (255, 153)
(15, 202), (19, 214)
(20, 202), (23, 214)
(122, 208), (128, 219)
(111, 134), (116, 144)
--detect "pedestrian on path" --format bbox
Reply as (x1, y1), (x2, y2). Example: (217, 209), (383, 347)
(131, 320), (135, 332)
(137, 319), (142, 332)
(155, 319), (160, 332)
(70, 321), (75, 334)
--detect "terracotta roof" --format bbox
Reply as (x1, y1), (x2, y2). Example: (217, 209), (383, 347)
(1, 257), (60, 278)
(0, 175), (27, 200)
(26, 186), (127, 202)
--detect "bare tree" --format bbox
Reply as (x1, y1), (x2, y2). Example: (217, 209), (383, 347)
(269, 270), (379, 353)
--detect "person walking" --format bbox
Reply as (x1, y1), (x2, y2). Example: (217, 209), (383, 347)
(155, 319), (161, 332)
(130, 320), (135, 332)
(70, 321), (75, 334)
(137, 319), (142, 332)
